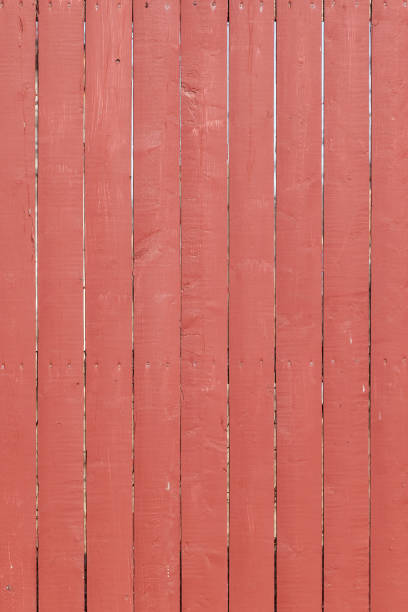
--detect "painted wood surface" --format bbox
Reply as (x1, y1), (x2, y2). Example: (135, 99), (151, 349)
(133, 0), (181, 609)
(3, 4), (408, 610)
(37, 1), (85, 610)
(371, 2), (408, 610)
(0, 3), (36, 610)
(323, 2), (370, 610)
(85, 2), (133, 610)
(180, 0), (228, 608)
(276, 1), (322, 609)
(229, 0), (275, 609)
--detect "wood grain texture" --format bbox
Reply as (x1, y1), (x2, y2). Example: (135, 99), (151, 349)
(37, 1), (85, 609)
(323, 3), (370, 610)
(133, 0), (181, 609)
(0, 3), (36, 610)
(229, 0), (275, 609)
(180, 0), (228, 608)
(276, 1), (322, 609)
(85, 2), (133, 610)
(371, 2), (408, 609)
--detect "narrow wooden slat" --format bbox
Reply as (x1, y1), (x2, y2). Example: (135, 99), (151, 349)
(276, 1), (322, 609)
(180, 0), (228, 608)
(37, 1), (84, 609)
(85, 2), (133, 610)
(324, 3), (370, 608)
(323, 3), (370, 610)
(229, 0), (275, 609)
(0, 4), (36, 610)
(133, 0), (181, 609)
(371, 3), (408, 609)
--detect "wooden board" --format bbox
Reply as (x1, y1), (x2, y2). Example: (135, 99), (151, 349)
(0, 4), (36, 611)
(85, 2), (133, 610)
(371, 2), (408, 609)
(180, 0), (228, 608)
(37, 1), (85, 609)
(323, 3), (370, 610)
(133, 0), (181, 609)
(276, 1), (322, 609)
(229, 0), (275, 609)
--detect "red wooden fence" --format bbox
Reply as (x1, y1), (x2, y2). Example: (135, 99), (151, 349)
(1, 1), (407, 610)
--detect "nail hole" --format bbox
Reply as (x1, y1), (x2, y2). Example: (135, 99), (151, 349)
(114, 58), (121, 63)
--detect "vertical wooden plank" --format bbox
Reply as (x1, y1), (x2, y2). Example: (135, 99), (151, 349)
(229, 0), (275, 609)
(324, 2), (370, 610)
(85, 2), (133, 610)
(133, 0), (181, 609)
(0, 3), (36, 610)
(37, 1), (84, 609)
(180, 0), (228, 608)
(371, 3), (408, 609)
(276, 0), (322, 609)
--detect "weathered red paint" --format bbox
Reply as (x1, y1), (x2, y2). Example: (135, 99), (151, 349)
(229, 0), (275, 609)
(37, 1), (85, 610)
(371, 2), (408, 609)
(85, 2), (133, 610)
(5, 3), (408, 610)
(0, 3), (36, 610)
(276, 1), (322, 609)
(324, 2), (370, 609)
(133, 0), (181, 609)
(180, 0), (228, 608)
